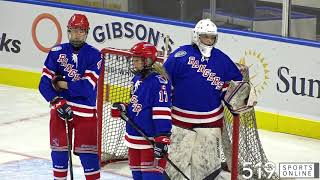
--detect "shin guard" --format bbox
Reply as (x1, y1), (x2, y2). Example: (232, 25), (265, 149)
(51, 151), (68, 179)
(79, 153), (100, 180)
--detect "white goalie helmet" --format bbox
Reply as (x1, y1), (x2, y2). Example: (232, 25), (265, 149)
(192, 19), (218, 58)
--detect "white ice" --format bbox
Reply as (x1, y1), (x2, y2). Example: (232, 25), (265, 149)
(0, 85), (319, 180)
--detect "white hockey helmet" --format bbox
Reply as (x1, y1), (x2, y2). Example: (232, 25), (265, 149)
(192, 19), (218, 58)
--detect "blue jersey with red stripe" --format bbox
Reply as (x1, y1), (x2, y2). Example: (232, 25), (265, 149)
(163, 45), (243, 128)
(125, 72), (172, 149)
(38, 43), (102, 117)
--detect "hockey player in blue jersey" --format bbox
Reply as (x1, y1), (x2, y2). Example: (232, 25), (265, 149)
(163, 19), (244, 180)
(111, 42), (172, 180)
(38, 14), (102, 180)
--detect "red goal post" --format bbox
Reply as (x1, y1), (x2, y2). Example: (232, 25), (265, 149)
(97, 47), (279, 180)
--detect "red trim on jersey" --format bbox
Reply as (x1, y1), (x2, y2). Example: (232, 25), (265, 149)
(172, 107), (224, 119)
(152, 110), (171, 116)
(42, 67), (54, 78)
(84, 72), (98, 83)
(172, 117), (223, 128)
(71, 106), (95, 114)
(125, 135), (151, 145)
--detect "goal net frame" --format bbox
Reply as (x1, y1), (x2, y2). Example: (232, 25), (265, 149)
(97, 47), (279, 180)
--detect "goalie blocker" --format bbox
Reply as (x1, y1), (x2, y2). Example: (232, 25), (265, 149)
(224, 80), (257, 114)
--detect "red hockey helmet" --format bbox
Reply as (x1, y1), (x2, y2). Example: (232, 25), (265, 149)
(130, 42), (158, 66)
(67, 14), (89, 31)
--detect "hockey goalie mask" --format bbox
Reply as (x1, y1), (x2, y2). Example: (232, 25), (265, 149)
(130, 42), (158, 75)
(192, 19), (218, 58)
(67, 14), (90, 48)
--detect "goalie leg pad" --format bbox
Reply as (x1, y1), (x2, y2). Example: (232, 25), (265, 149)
(191, 128), (222, 180)
(166, 125), (196, 180)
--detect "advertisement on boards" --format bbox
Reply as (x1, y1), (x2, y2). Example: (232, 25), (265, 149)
(0, 1), (319, 121)
(0, 1), (190, 71)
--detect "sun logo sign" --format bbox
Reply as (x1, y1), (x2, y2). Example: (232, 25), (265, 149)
(238, 50), (269, 95)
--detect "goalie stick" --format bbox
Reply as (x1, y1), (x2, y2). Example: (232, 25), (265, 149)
(118, 111), (190, 180)
(203, 168), (222, 180)
(65, 120), (74, 180)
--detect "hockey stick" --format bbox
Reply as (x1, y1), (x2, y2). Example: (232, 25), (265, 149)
(163, 35), (170, 61)
(119, 112), (190, 180)
(65, 120), (74, 180)
(203, 168), (222, 180)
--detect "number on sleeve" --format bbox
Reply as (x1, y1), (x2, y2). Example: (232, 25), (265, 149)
(159, 85), (168, 102)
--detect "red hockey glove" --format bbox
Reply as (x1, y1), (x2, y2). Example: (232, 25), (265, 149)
(50, 97), (73, 121)
(154, 135), (171, 159)
(111, 102), (127, 118)
(52, 75), (66, 92)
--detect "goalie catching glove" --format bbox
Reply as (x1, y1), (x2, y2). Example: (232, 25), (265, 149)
(224, 81), (257, 114)
(50, 97), (73, 121)
(154, 135), (171, 159)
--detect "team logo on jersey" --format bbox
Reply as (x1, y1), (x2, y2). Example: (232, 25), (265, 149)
(130, 95), (142, 116)
(97, 59), (102, 70)
(72, 53), (78, 68)
(201, 56), (209, 62)
(174, 50), (187, 58)
(51, 46), (62, 51)
(52, 138), (59, 146)
(188, 56), (224, 90)
(156, 75), (168, 84)
(132, 80), (142, 93)
(57, 54), (81, 81)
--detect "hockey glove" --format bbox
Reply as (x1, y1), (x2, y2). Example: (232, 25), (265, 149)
(52, 75), (66, 92)
(111, 102), (127, 118)
(154, 135), (171, 159)
(51, 97), (73, 121)
(224, 81), (257, 114)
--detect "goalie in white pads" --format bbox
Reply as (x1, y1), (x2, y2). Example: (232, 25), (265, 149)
(163, 19), (256, 180)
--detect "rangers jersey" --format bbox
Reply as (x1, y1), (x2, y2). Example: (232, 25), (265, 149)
(39, 43), (102, 117)
(125, 72), (172, 149)
(163, 45), (243, 128)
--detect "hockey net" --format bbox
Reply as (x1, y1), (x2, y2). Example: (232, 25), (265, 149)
(222, 64), (279, 180)
(97, 48), (279, 180)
